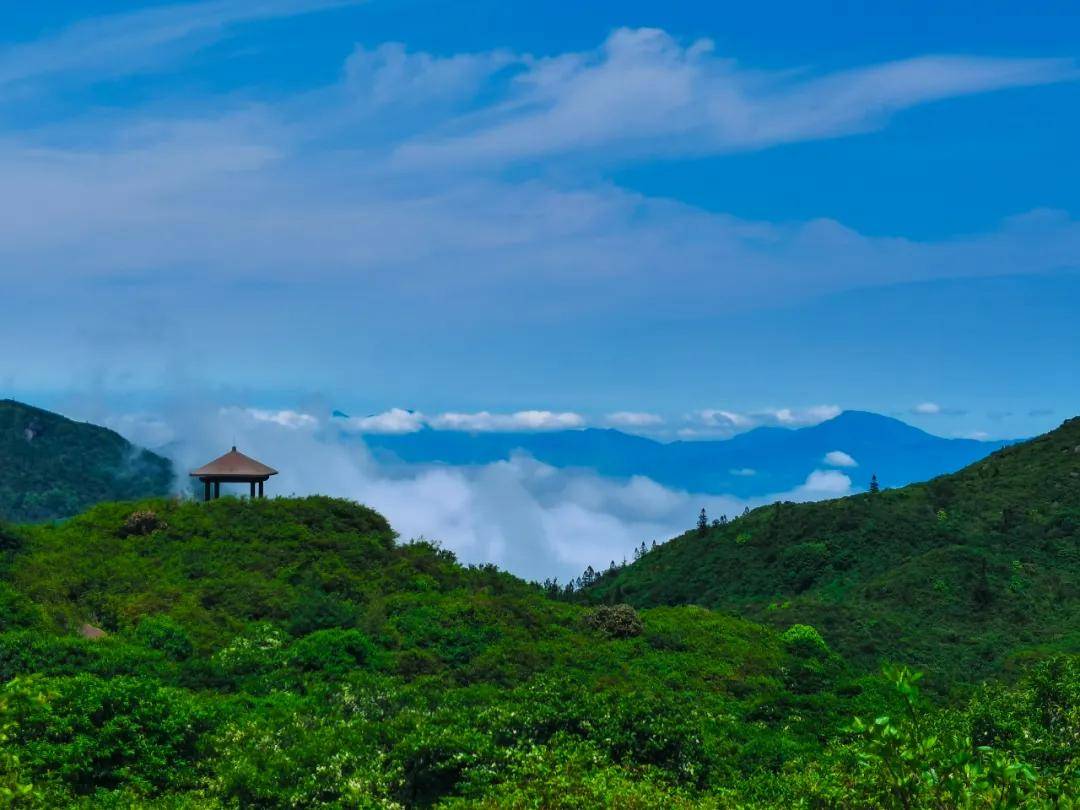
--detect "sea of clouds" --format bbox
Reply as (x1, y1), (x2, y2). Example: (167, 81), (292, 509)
(100, 403), (853, 583)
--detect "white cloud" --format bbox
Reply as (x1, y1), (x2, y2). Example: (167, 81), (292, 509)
(823, 450), (858, 467)
(604, 411), (664, 428)
(428, 410), (585, 432)
(789, 469), (854, 499)
(687, 405), (842, 437)
(394, 28), (1077, 168)
(343, 408), (425, 434)
(690, 410), (755, 432)
(229, 407), (319, 430)
(767, 405), (842, 425)
(914, 401), (942, 414)
(729, 467), (756, 477)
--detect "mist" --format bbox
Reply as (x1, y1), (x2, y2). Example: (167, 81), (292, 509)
(97, 401), (853, 583)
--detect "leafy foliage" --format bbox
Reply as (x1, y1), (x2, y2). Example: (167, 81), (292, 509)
(0, 492), (1076, 806)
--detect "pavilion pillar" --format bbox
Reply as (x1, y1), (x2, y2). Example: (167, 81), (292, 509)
(250, 481), (256, 499)
(258, 480), (264, 498)
(203, 479), (211, 502)
(214, 481), (220, 499)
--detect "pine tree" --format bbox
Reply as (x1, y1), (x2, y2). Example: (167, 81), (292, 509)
(869, 474), (880, 494)
(697, 507), (708, 536)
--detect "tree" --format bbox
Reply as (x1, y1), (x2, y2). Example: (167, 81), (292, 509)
(869, 474), (880, 494)
(697, 508), (708, 536)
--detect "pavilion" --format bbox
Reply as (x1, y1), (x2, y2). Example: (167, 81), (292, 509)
(190, 447), (278, 501)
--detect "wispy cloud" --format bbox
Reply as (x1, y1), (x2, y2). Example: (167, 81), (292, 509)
(0, 0), (359, 92)
(911, 402), (967, 416)
(393, 28), (1078, 168)
(341, 408), (425, 435)
(604, 411), (664, 428)
(428, 410), (586, 432)
(685, 405), (841, 437)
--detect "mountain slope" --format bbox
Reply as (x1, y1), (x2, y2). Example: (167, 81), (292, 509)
(0, 399), (174, 522)
(584, 417), (1080, 686)
(360, 410), (1013, 496)
(2, 497), (1075, 806)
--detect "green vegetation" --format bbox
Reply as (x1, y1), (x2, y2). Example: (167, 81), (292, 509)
(585, 417), (1080, 689)
(0, 490), (1076, 806)
(0, 400), (174, 523)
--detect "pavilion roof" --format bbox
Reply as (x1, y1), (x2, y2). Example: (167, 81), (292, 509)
(189, 447), (278, 478)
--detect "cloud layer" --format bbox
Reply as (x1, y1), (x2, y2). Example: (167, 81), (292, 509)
(101, 401), (855, 581)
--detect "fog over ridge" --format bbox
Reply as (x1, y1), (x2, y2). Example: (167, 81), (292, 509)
(97, 400), (854, 582)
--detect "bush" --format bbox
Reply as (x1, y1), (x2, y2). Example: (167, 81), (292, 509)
(0, 584), (44, 631)
(286, 629), (376, 675)
(11, 675), (216, 796)
(118, 509), (166, 538)
(781, 624), (830, 658)
(134, 616), (194, 661)
(582, 604), (644, 639)
(781, 625), (837, 694)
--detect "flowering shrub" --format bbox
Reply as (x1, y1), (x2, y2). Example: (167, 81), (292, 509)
(119, 509), (167, 537)
(582, 604), (644, 639)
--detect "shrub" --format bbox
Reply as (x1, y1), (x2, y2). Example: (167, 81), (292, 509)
(781, 624), (830, 659)
(118, 510), (166, 538)
(286, 629), (376, 675)
(582, 604), (644, 639)
(0, 584), (44, 631)
(11, 674), (215, 796)
(134, 616), (194, 661)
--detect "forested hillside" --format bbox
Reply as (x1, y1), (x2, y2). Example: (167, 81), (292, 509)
(1, 496), (1076, 806)
(584, 417), (1080, 688)
(0, 400), (174, 522)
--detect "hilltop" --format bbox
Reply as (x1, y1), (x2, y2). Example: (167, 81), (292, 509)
(360, 410), (1014, 496)
(2, 496), (1076, 806)
(584, 417), (1080, 687)
(0, 400), (174, 522)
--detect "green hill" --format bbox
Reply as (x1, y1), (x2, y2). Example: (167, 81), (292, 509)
(0, 400), (174, 522)
(584, 417), (1080, 688)
(1, 497), (1076, 806)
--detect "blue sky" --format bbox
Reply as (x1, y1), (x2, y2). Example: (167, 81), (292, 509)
(2, 0), (1079, 442)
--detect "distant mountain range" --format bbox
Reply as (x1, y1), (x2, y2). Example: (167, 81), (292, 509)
(354, 410), (1016, 497)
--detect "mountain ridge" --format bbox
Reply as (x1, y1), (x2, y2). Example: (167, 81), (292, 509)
(358, 409), (1016, 497)
(581, 416), (1080, 686)
(0, 399), (175, 522)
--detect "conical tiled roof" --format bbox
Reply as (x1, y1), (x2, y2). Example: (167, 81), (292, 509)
(189, 447), (278, 477)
